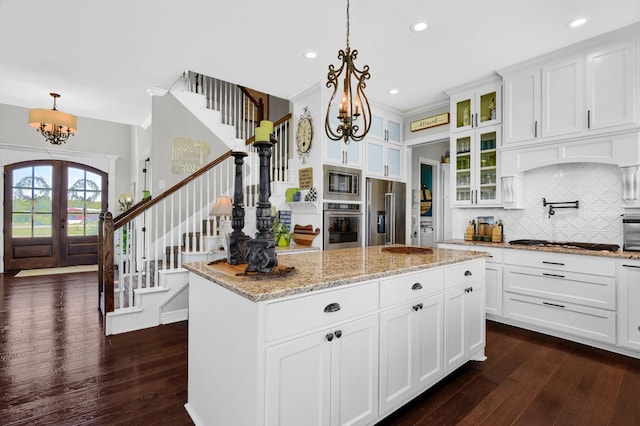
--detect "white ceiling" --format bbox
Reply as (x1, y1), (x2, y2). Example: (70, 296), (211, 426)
(1, 0), (639, 126)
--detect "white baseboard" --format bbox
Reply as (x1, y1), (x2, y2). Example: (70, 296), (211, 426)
(161, 308), (189, 324)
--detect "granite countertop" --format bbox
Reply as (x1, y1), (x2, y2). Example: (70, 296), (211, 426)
(439, 239), (640, 260)
(183, 245), (488, 302)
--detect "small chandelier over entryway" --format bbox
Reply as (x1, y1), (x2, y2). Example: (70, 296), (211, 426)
(29, 93), (77, 145)
(324, 0), (372, 144)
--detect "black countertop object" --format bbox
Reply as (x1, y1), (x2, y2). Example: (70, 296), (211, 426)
(509, 239), (620, 252)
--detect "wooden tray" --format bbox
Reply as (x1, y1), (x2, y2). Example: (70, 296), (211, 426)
(207, 259), (295, 279)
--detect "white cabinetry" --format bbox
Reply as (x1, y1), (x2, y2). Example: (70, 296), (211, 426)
(451, 126), (501, 206)
(186, 257), (488, 426)
(370, 109), (402, 143)
(586, 42), (636, 130)
(502, 40), (637, 145)
(378, 269), (444, 415)
(325, 138), (362, 167)
(438, 243), (502, 317)
(366, 139), (403, 180)
(450, 83), (501, 133)
(265, 315), (378, 426)
(618, 259), (640, 351)
(503, 250), (617, 344)
(443, 261), (486, 373)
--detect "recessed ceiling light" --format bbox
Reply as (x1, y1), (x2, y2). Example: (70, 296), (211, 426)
(389, 89), (399, 95)
(411, 22), (428, 32)
(304, 51), (317, 59)
(567, 18), (587, 28)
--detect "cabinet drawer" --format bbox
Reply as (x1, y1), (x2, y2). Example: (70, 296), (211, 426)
(444, 260), (485, 289)
(504, 265), (615, 310)
(504, 293), (616, 344)
(503, 249), (615, 277)
(265, 283), (379, 342)
(379, 268), (443, 308)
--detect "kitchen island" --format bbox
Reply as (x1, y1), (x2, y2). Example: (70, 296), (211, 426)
(183, 245), (488, 426)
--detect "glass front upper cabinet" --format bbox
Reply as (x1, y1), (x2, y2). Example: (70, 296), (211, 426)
(451, 84), (502, 133)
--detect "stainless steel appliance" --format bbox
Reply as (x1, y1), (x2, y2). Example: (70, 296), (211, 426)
(366, 178), (406, 246)
(323, 165), (361, 202)
(323, 202), (362, 250)
(623, 214), (640, 251)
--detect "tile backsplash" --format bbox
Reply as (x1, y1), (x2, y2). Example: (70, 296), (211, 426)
(454, 162), (631, 245)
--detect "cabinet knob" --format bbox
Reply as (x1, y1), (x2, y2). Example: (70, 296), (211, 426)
(464, 270), (472, 276)
(324, 302), (341, 313)
(326, 333), (334, 342)
(411, 283), (423, 291)
(334, 330), (342, 339)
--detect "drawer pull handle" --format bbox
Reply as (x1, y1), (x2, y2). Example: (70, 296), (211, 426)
(412, 283), (423, 291)
(543, 301), (566, 309)
(465, 287), (473, 293)
(326, 333), (334, 342)
(542, 272), (565, 278)
(542, 261), (565, 266)
(334, 330), (342, 339)
(413, 304), (420, 311)
(324, 303), (341, 313)
(464, 270), (472, 276)
(418, 303), (423, 310)
(622, 264), (640, 269)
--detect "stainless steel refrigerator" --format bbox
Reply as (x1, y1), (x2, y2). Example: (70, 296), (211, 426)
(366, 178), (406, 246)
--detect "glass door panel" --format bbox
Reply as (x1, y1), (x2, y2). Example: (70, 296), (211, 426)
(11, 165), (53, 238)
(455, 98), (472, 130)
(455, 136), (472, 202)
(478, 131), (497, 202)
(479, 91), (497, 125)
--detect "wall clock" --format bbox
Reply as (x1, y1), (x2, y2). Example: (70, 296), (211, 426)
(296, 107), (313, 163)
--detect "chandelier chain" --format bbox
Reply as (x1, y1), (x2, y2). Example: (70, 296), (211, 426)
(346, 0), (350, 50)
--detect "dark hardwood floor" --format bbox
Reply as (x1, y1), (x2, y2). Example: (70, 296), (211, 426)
(1, 271), (639, 425)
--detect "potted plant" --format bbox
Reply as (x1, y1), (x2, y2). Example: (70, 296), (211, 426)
(271, 215), (292, 247)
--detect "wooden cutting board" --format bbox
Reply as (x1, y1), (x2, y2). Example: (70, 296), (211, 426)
(206, 259), (295, 279)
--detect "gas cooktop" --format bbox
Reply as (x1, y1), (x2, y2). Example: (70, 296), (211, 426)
(509, 239), (620, 252)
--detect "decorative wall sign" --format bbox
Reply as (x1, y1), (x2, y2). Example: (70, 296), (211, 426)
(298, 167), (313, 190)
(171, 137), (211, 174)
(410, 113), (450, 132)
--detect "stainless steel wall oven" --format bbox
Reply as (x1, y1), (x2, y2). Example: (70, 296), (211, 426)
(323, 202), (362, 250)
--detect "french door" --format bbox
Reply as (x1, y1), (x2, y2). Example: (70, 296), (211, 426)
(4, 160), (108, 271)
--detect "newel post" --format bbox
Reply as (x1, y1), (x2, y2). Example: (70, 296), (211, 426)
(101, 212), (115, 315)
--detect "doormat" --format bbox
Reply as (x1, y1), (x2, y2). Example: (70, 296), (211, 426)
(15, 264), (98, 277)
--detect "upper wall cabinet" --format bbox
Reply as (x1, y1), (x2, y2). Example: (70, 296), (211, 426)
(450, 83), (502, 133)
(370, 107), (402, 144)
(324, 138), (362, 168)
(502, 40), (637, 145)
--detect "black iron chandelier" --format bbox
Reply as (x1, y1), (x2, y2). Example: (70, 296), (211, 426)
(324, 0), (371, 144)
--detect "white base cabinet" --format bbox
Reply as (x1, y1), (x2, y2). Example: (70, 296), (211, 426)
(186, 259), (486, 426)
(379, 293), (443, 416)
(618, 260), (640, 351)
(265, 315), (379, 426)
(444, 281), (486, 373)
(438, 242), (640, 359)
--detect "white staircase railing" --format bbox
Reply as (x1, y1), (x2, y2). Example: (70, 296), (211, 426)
(99, 71), (292, 333)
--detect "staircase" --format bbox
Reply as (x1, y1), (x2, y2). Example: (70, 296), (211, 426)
(98, 71), (294, 335)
